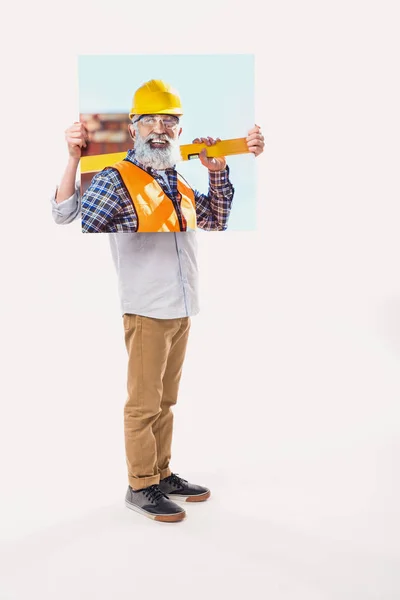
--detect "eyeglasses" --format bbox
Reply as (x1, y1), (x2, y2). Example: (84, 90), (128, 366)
(135, 115), (180, 130)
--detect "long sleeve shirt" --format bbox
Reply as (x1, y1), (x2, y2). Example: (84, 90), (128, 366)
(51, 153), (235, 318)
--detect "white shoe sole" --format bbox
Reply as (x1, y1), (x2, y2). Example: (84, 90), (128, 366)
(125, 500), (186, 522)
(166, 490), (211, 503)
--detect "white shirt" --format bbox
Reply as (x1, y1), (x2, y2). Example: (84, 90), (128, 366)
(50, 185), (200, 318)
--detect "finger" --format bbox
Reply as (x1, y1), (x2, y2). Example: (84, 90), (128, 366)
(66, 136), (86, 147)
(247, 138), (263, 147)
(66, 135), (86, 145)
(247, 139), (263, 149)
(249, 145), (263, 156)
(67, 125), (87, 137)
(246, 139), (264, 148)
(247, 125), (261, 136)
(69, 124), (88, 136)
(81, 126), (90, 137)
(68, 131), (86, 137)
(65, 126), (80, 135)
(246, 132), (263, 141)
(248, 147), (260, 156)
(74, 127), (90, 142)
(247, 143), (262, 155)
(66, 134), (85, 143)
(192, 138), (201, 144)
(199, 149), (210, 166)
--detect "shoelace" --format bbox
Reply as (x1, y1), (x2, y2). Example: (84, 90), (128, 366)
(143, 484), (167, 503)
(164, 473), (188, 488)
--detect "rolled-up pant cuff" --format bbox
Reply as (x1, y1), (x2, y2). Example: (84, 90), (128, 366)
(159, 467), (171, 480)
(129, 474), (160, 491)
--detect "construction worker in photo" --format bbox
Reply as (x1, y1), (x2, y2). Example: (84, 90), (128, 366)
(51, 79), (265, 522)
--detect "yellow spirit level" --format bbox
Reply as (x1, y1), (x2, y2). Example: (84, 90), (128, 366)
(80, 137), (250, 174)
(180, 137), (249, 161)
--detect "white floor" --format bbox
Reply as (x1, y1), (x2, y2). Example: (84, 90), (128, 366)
(1, 465), (399, 600)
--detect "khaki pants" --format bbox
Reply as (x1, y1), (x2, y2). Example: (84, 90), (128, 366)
(123, 314), (191, 490)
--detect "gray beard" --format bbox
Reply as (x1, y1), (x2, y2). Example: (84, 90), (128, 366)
(133, 126), (183, 170)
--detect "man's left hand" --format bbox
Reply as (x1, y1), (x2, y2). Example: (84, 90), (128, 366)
(193, 137), (226, 172)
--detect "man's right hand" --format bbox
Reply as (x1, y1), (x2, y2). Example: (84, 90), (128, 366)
(65, 122), (89, 159)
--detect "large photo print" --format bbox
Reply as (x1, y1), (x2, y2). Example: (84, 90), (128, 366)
(78, 54), (257, 232)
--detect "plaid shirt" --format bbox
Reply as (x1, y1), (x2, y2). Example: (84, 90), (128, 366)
(81, 149), (234, 233)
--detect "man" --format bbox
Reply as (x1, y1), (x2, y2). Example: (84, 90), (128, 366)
(51, 79), (265, 523)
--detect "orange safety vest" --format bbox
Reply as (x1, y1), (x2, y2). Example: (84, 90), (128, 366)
(109, 161), (197, 232)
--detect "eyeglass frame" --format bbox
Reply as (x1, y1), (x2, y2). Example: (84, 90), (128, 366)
(133, 114), (181, 130)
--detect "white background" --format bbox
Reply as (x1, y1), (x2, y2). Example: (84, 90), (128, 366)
(1, 1), (399, 598)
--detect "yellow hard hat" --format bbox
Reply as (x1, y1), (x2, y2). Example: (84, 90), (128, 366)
(129, 79), (183, 120)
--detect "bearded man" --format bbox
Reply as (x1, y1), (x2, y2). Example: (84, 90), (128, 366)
(51, 79), (265, 523)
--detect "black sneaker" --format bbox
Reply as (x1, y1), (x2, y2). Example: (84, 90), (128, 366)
(125, 484), (186, 522)
(158, 473), (211, 502)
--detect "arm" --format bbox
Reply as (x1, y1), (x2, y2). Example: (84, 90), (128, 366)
(51, 166), (126, 232)
(51, 122), (89, 225)
(50, 155), (81, 224)
(50, 182), (81, 225)
(191, 126), (265, 231)
(51, 121), (123, 232)
(194, 166), (234, 231)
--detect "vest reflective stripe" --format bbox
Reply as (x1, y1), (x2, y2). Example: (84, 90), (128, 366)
(110, 161), (197, 232)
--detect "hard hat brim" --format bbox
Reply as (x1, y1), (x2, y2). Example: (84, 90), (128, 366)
(129, 107), (183, 120)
